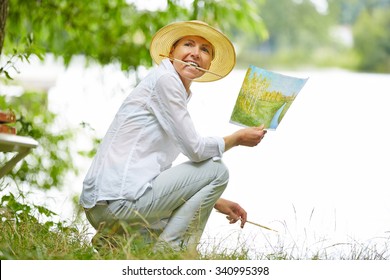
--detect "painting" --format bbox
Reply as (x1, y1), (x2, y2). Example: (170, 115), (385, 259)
(230, 65), (308, 130)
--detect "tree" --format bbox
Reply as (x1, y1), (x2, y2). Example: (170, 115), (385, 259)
(0, 92), (78, 191)
(328, 0), (390, 25)
(1, 0), (267, 74)
(236, 0), (335, 68)
(327, 0), (390, 72)
(353, 8), (390, 72)
(0, 0), (7, 54)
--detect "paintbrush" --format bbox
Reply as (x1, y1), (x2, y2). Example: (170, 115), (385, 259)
(159, 54), (223, 78)
(217, 211), (278, 233)
(244, 220), (278, 233)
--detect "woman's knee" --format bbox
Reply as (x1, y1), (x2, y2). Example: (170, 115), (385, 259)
(207, 159), (229, 185)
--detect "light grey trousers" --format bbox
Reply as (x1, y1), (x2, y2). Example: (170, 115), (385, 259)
(85, 159), (229, 250)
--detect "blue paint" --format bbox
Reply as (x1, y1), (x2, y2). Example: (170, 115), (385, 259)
(269, 103), (287, 129)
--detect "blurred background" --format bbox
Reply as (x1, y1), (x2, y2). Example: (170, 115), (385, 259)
(1, 0), (389, 259)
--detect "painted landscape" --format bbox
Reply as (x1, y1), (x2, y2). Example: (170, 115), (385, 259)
(230, 66), (308, 130)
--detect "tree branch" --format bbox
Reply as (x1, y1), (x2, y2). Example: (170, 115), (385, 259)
(0, 0), (9, 55)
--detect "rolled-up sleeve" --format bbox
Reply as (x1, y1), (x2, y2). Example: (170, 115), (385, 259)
(151, 73), (223, 162)
(211, 136), (225, 161)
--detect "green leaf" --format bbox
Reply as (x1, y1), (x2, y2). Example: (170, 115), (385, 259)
(3, 71), (13, 80)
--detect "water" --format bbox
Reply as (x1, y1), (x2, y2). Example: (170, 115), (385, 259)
(191, 68), (390, 258)
(12, 58), (390, 258)
(269, 102), (286, 129)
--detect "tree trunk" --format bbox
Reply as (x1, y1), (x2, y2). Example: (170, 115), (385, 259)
(0, 0), (9, 55)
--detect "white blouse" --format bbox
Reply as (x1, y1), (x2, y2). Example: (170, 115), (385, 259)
(80, 59), (224, 208)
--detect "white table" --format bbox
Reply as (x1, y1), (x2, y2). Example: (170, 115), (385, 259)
(0, 133), (38, 178)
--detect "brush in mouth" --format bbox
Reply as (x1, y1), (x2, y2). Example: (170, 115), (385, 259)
(159, 54), (223, 78)
(187, 61), (199, 68)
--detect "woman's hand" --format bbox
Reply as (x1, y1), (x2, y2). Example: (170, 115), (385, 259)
(223, 125), (267, 152)
(214, 198), (247, 228)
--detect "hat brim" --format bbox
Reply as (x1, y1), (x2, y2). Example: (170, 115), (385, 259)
(150, 21), (236, 82)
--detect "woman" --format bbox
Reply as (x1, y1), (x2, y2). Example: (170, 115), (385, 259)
(80, 20), (267, 251)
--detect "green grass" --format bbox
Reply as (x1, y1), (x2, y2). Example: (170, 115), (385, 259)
(1, 191), (389, 260)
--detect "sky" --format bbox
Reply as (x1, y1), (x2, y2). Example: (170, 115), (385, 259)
(247, 66), (309, 96)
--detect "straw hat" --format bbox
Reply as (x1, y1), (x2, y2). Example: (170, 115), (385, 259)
(150, 20), (236, 82)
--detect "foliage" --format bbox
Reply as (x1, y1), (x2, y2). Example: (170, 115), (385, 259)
(236, 0), (390, 72)
(251, 0), (332, 53)
(319, 0), (390, 72)
(3, 0), (267, 74)
(0, 47), (39, 80)
(0, 92), (77, 190)
(353, 8), (390, 72)
(328, 0), (390, 24)
(0, 188), (94, 260)
(237, 0), (337, 69)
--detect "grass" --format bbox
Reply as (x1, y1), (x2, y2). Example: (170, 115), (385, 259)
(1, 191), (389, 260)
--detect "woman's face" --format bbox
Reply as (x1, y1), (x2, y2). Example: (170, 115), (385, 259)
(170, 35), (214, 83)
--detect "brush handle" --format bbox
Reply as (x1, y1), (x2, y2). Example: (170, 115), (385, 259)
(159, 54), (223, 78)
(216, 210), (278, 232)
(246, 220), (278, 232)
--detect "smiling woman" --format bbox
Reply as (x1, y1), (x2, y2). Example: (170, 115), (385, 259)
(167, 36), (214, 91)
(150, 20), (236, 82)
(159, 54), (224, 79)
(79, 20), (267, 253)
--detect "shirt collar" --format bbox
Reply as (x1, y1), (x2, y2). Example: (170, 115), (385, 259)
(161, 58), (192, 100)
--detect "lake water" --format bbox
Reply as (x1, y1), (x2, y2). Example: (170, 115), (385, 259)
(12, 58), (390, 258)
(189, 68), (390, 258)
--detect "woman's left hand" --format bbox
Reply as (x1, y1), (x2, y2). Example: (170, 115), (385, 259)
(223, 125), (267, 152)
(214, 198), (247, 228)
